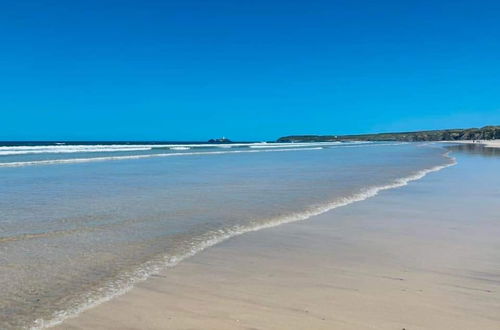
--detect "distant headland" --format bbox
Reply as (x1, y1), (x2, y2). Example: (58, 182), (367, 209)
(277, 126), (500, 143)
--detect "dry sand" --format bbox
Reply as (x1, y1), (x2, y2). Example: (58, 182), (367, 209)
(482, 139), (500, 148)
(448, 139), (500, 148)
(54, 150), (500, 330)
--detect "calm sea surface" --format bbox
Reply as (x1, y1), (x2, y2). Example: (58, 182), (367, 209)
(0, 142), (454, 329)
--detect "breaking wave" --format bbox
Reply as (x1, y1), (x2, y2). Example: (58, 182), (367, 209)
(0, 147), (323, 168)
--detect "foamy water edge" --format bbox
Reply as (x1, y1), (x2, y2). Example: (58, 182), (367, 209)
(30, 149), (456, 329)
(0, 142), (397, 168)
(2, 147), (323, 168)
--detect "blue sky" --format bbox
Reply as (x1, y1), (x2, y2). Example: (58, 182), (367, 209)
(1, 0), (499, 141)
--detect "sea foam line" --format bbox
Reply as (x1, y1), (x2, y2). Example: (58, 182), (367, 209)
(0, 141), (352, 154)
(0, 141), (372, 156)
(31, 150), (457, 330)
(0, 147), (323, 168)
(0, 147), (152, 156)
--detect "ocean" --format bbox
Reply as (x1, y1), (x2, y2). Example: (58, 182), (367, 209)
(0, 141), (455, 329)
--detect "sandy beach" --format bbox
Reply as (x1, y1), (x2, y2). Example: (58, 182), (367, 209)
(448, 139), (500, 148)
(2, 0), (499, 328)
(51, 145), (500, 330)
(482, 139), (500, 148)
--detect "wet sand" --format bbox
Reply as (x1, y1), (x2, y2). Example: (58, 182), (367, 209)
(55, 148), (500, 330)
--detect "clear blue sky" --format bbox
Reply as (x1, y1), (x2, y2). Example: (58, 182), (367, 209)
(1, 0), (499, 141)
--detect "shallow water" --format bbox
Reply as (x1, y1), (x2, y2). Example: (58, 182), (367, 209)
(0, 142), (453, 329)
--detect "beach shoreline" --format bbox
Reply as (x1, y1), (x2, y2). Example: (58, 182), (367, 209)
(1, 143), (455, 329)
(52, 146), (500, 330)
(444, 139), (500, 148)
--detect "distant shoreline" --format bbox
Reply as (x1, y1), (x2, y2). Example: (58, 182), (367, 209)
(277, 125), (500, 142)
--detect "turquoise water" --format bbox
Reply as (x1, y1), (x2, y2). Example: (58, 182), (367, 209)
(0, 142), (453, 329)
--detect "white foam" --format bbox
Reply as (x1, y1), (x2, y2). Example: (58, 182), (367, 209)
(0, 144), (159, 156)
(169, 147), (191, 150)
(0, 141), (371, 156)
(0, 147), (323, 168)
(337, 142), (407, 148)
(31, 150), (457, 330)
(249, 142), (342, 149)
(0, 147), (152, 156)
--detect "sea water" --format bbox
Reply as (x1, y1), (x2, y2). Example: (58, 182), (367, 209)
(0, 142), (454, 329)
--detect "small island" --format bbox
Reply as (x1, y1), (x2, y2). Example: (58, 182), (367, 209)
(208, 137), (232, 143)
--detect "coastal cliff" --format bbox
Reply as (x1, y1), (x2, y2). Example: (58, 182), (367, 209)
(277, 126), (500, 142)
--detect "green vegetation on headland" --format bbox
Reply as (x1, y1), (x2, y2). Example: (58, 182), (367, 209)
(277, 126), (500, 142)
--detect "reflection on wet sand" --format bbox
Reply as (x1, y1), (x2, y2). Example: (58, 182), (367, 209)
(445, 143), (500, 157)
